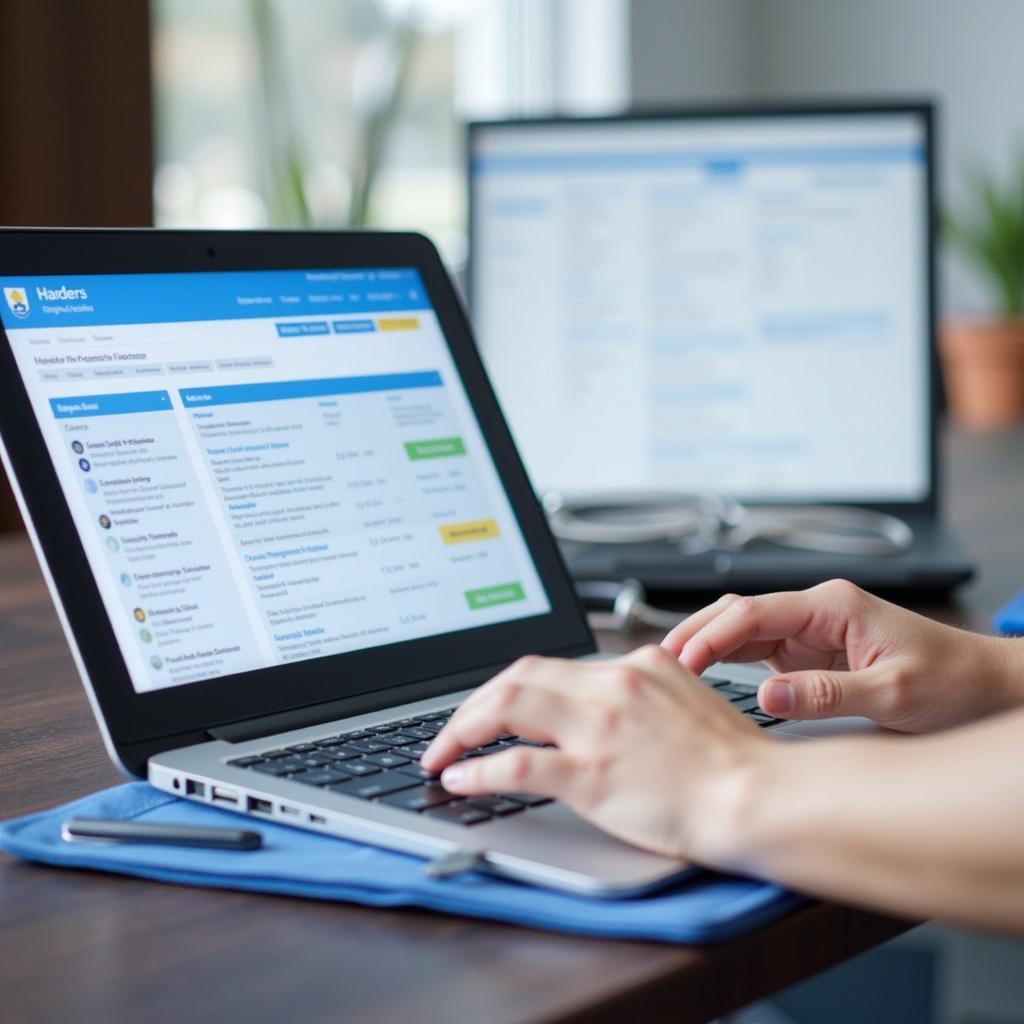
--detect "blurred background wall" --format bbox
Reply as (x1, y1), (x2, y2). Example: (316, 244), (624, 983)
(0, 0), (151, 531)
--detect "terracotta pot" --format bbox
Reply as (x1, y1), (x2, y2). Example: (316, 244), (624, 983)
(939, 318), (1024, 430)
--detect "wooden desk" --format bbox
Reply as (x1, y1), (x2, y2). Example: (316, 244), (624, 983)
(2, 424), (1021, 1024)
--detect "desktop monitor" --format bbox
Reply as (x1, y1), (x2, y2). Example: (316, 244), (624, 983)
(468, 104), (935, 506)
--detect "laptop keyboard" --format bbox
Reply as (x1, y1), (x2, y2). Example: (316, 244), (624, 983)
(227, 677), (783, 827)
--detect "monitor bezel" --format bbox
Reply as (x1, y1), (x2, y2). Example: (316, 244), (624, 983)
(0, 229), (595, 768)
(466, 99), (940, 519)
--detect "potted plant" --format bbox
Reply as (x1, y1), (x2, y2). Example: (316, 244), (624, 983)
(941, 160), (1024, 429)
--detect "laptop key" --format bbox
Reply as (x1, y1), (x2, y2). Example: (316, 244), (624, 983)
(402, 742), (430, 758)
(377, 782), (457, 812)
(228, 755), (265, 768)
(384, 733), (417, 746)
(252, 760), (302, 777)
(341, 761), (381, 777)
(362, 752), (411, 769)
(294, 753), (335, 768)
(329, 771), (420, 800)
(346, 739), (392, 754)
(424, 801), (491, 826)
(732, 696), (761, 713)
(396, 763), (441, 781)
(499, 793), (553, 807)
(285, 743), (319, 753)
(323, 745), (363, 761)
(467, 796), (525, 817)
(288, 767), (351, 787)
(393, 726), (433, 741)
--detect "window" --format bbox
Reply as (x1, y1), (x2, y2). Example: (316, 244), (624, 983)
(152, 0), (627, 268)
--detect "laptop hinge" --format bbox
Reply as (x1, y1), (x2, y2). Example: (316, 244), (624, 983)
(206, 663), (504, 744)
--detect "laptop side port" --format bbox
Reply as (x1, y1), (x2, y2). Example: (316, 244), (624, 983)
(308, 813), (326, 825)
(248, 796), (273, 814)
(211, 786), (239, 806)
(185, 779), (206, 798)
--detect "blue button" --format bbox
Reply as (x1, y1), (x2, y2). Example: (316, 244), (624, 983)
(275, 321), (330, 337)
(332, 319), (376, 334)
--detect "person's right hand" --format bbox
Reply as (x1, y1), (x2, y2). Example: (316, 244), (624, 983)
(662, 579), (1024, 733)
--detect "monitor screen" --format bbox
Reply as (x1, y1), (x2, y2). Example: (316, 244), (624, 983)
(469, 110), (931, 502)
(1, 268), (550, 693)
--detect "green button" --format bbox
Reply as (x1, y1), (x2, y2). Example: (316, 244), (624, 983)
(404, 437), (466, 460)
(465, 581), (526, 610)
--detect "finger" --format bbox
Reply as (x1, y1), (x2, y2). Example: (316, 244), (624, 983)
(439, 746), (576, 800)
(421, 682), (582, 773)
(708, 640), (781, 666)
(661, 593), (743, 656)
(679, 592), (818, 676)
(758, 666), (888, 721)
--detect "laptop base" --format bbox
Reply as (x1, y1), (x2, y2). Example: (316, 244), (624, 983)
(564, 517), (974, 599)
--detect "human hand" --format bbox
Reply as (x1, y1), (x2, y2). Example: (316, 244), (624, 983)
(663, 579), (1023, 733)
(420, 646), (769, 861)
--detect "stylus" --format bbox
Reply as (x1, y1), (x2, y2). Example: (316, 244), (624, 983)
(61, 817), (262, 850)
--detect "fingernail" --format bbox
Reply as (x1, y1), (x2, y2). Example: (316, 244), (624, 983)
(441, 765), (465, 787)
(763, 679), (795, 713)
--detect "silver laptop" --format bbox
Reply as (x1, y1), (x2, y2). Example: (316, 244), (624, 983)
(0, 229), (873, 897)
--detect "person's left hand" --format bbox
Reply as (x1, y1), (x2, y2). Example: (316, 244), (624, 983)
(420, 646), (770, 861)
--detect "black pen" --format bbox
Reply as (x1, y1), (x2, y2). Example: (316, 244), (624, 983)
(61, 817), (262, 851)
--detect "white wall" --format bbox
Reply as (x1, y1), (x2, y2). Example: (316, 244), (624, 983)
(630, 0), (1024, 313)
(631, 0), (751, 102)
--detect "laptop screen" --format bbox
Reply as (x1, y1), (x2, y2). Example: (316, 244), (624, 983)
(470, 110), (931, 502)
(0, 268), (550, 694)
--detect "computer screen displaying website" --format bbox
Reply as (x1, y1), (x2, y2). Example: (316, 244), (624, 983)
(470, 111), (931, 501)
(1, 268), (550, 693)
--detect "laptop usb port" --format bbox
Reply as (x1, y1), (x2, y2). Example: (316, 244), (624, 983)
(211, 786), (239, 806)
(248, 797), (273, 814)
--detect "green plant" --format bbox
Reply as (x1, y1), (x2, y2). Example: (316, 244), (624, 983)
(944, 159), (1024, 318)
(247, 0), (418, 229)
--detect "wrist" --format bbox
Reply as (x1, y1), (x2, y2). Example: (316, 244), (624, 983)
(972, 634), (1024, 717)
(685, 734), (793, 871)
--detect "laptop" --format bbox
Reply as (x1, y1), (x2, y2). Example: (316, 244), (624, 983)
(467, 101), (974, 597)
(0, 228), (877, 897)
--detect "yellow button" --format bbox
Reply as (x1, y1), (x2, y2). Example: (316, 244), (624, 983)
(438, 518), (500, 545)
(377, 317), (420, 332)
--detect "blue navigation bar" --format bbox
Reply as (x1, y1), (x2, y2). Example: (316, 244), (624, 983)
(50, 391), (173, 419)
(472, 144), (924, 176)
(0, 268), (429, 330)
(179, 371), (443, 409)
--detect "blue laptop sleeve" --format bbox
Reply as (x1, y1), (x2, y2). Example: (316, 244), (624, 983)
(0, 782), (805, 944)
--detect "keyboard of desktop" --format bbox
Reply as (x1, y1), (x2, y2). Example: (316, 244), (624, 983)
(227, 676), (783, 827)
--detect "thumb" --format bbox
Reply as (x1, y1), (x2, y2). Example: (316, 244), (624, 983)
(758, 667), (886, 721)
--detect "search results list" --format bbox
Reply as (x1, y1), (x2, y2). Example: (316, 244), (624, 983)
(52, 391), (263, 687)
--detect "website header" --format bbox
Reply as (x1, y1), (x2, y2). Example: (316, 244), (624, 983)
(0, 268), (427, 330)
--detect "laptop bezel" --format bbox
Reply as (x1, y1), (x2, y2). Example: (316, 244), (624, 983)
(0, 228), (595, 763)
(466, 98), (941, 520)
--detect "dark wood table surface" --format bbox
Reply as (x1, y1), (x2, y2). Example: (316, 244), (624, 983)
(2, 424), (1021, 1024)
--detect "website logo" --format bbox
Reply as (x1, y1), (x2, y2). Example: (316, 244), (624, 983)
(3, 287), (29, 319)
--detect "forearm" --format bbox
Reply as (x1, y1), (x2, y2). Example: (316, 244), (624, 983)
(705, 709), (1024, 932)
